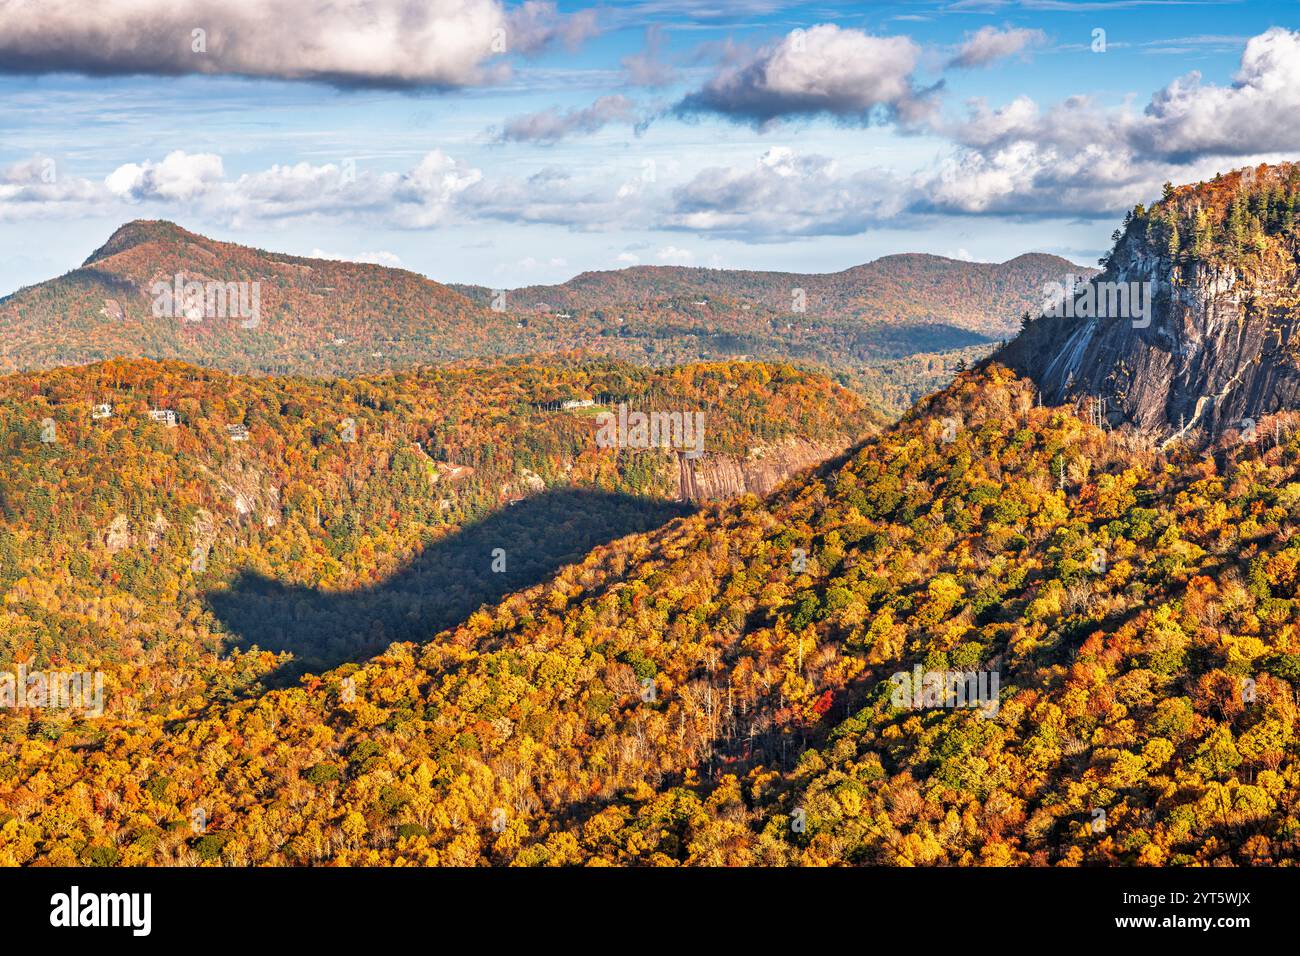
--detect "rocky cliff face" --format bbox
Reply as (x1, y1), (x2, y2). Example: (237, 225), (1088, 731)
(998, 164), (1300, 446)
(677, 439), (844, 502)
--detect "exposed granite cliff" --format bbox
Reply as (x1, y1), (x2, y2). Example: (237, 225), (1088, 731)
(998, 164), (1300, 446)
(677, 439), (845, 502)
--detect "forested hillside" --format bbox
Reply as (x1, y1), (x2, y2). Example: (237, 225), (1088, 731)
(0, 221), (513, 376)
(455, 253), (1092, 390)
(5, 364), (1298, 866)
(0, 222), (1078, 410)
(0, 356), (875, 703)
(454, 252), (1090, 338)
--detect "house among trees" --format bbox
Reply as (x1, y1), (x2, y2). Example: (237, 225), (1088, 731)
(148, 409), (178, 427)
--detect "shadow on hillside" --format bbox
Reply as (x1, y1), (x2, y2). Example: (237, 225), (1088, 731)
(206, 488), (692, 686)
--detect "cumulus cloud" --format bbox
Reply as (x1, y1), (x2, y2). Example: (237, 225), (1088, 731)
(655, 245), (694, 264)
(919, 27), (1300, 217)
(916, 137), (1156, 218)
(498, 95), (639, 144)
(220, 151), (482, 228)
(664, 147), (908, 239)
(1132, 26), (1300, 161)
(0, 148), (648, 232)
(106, 151), (224, 202)
(676, 24), (938, 128)
(0, 0), (593, 87)
(948, 26), (1047, 68)
(0, 157), (106, 220)
(20, 28), (1298, 243)
(14, 149), (482, 228)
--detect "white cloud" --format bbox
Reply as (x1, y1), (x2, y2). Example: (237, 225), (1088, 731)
(665, 147), (908, 238)
(0, 157), (105, 220)
(0, 148), (644, 232)
(1132, 27), (1300, 161)
(948, 26), (1047, 68)
(105, 149), (484, 229)
(16, 27), (1299, 244)
(461, 165), (645, 230)
(920, 27), (1300, 217)
(655, 245), (694, 264)
(309, 249), (404, 268)
(917, 129), (1192, 218)
(676, 24), (937, 127)
(105, 151), (224, 203)
(207, 151), (481, 228)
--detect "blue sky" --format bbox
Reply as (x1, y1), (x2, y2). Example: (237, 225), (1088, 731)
(1, 0), (1298, 295)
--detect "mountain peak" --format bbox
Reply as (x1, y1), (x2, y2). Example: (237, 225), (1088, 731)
(997, 161), (1300, 444)
(1000, 251), (1088, 270)
(0, 220), (501, 378)
(82, 219), (205, 267)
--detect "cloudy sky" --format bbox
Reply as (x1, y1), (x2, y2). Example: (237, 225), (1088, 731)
(1, 0), (1298, 295)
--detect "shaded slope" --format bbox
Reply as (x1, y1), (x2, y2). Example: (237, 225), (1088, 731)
(208, 487), (690, 682)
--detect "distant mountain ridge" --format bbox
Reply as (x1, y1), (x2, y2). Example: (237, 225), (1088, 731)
(454, 251), (1094, 339)
(0, 221), (1090, 396)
